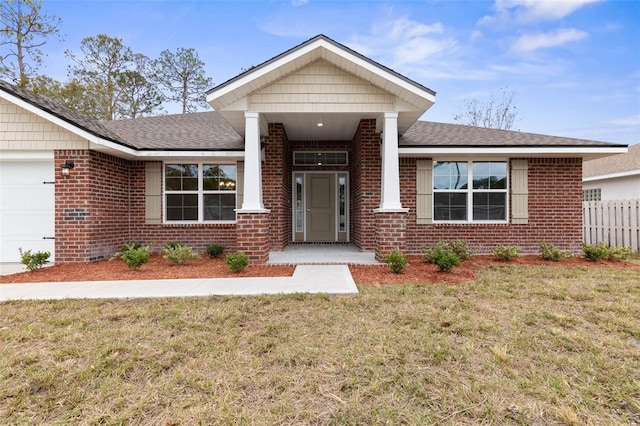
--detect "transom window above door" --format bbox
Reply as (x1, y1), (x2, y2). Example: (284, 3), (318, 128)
(294, 151), (348, 166)
(164, 163), (237, 223)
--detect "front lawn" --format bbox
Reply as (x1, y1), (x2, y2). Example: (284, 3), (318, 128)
(1, 264), (639, 425)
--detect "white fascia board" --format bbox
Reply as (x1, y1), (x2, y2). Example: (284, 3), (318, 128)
(319, 40), (436, 104)
(0, 150), (54, 160)
(0, 89), (137, 158)
(398, 146), (628, 159)
(583, 169), (640, 182)
(136, 151), (245, 161)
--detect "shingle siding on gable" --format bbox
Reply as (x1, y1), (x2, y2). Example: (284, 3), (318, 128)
(249, 60), (395, 113)
(0, 98), (88, 150)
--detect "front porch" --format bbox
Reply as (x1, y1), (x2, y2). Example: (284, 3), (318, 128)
(267, 244), (379, 265)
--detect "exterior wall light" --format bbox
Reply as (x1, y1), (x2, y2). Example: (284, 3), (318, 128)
(61, 160), (75, 177)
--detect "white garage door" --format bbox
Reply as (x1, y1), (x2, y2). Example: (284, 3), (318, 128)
(0, 158), (55, 263)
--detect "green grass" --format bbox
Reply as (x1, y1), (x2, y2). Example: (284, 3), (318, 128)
(1, 264), (639, 425)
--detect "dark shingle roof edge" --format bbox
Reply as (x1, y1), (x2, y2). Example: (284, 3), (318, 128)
(206, 34), (436, 98)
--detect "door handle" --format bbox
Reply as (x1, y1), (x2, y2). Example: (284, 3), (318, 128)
(306, 209), (311, 212)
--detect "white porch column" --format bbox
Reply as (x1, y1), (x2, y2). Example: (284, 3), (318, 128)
(240, 112), (267, 211)
(377, 112), (406, 211)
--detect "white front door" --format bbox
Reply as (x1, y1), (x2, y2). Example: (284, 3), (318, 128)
(0, 159), (55, 262)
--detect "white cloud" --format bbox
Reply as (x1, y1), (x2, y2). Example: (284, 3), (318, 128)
(349, 17), (455, 69)
(511, 28), (589, 53)
(470, 30), (483, 41)
(480, 0), (603, 25)
(609, 114), (640, 126)
(291, 0), (309, 6)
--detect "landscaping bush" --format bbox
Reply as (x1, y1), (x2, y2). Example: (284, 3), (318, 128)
(18, 248), (50, 271)
(110, 242), (151, 270)
(492, 245), (520, 261)
(583, 243), (633, 262)
(423, 240), (472, 263)
(205, 243), (226, 258)
(429, 247), (460, 272)
(162, 243), (200, 264)
(383, 248), (408, 274)
(582, 243), (610, 262)
(448, 239), (473, 261)
(608, 246), (633, 261)
(225, 252), (249, 273)
(539, 241), (572, 262)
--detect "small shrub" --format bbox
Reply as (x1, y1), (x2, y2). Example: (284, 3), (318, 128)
(225, 251), (249, 273)
(18, 248), (50, 271)
(423, 240), (472, 263)
(448, 239), (473, 261)
(582, 243), (610, 262)
(163, 241), (183, 250)
(383, 248), (408, 274)
(492, 245), (520, 261)
(110, 242), (151, 270)
(162, 244), (200, 264)
(539, 241), (572, 262)
(205, 244), (226, 258)
(430, 247), (460, 272)
(608, 246), (632, 261)
(583, 243), (633, 262)
(422, 242), (448, 264)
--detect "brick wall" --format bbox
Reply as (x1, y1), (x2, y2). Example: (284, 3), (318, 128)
(54, 150), (129, 263)
(54, 153), (238, 263)
(236, 212), (270, 263)
(351, 119), (380, 250)
(401, 157), (584, 255)
(263, 123), (290, 250)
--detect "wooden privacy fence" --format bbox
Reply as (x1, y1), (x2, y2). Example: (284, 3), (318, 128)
(583, 199), (640, 252)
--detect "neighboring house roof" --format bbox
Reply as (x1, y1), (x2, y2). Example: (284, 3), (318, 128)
(102, 112), (243, 151)
(583, 143), (640, 179)
(0, 80), (128, 147)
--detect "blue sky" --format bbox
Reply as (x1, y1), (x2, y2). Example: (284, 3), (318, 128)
(33, 1), (640, 145)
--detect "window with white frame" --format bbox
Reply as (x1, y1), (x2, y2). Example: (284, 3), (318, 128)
(433, 161), (508, 222)
(164, 163), (237, 222)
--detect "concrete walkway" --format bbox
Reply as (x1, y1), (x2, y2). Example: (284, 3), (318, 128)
(0, 265), (358, 301)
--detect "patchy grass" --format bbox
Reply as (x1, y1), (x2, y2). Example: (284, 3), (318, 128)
(1, 264), (639, 425)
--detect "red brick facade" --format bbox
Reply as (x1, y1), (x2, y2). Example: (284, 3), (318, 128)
(400, 157), (584, 255)
(53, 129), (584, 263)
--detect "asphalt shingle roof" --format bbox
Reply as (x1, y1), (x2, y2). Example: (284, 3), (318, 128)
(583, 143), (640, 178)
(102, 112), (243, 151)
(0, 80), (625, 152)
(400, 121), (623, 148)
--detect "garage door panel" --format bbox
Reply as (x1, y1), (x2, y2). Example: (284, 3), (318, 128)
(0, 160), (55, 262)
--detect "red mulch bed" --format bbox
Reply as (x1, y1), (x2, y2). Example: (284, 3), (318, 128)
(2, 254), (637, 286)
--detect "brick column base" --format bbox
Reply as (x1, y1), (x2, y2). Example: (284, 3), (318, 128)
(374, 211), (408, 262)
(236, 212), (270, 265)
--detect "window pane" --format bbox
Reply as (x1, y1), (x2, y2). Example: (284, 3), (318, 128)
(295, 176), (303, 233)
(203, 165), (237, 191)
(434, 192), (467, 221)
(433, 161), (468, 189)
(165, 164), (198, 191)
(473, 162), (507, 189)
(204, 194), (236, 221)
(473, 192), (506, 220)
(166, 194), (198, 221)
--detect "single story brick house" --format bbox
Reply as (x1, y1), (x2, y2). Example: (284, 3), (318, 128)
(0, 35), (627, 264)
